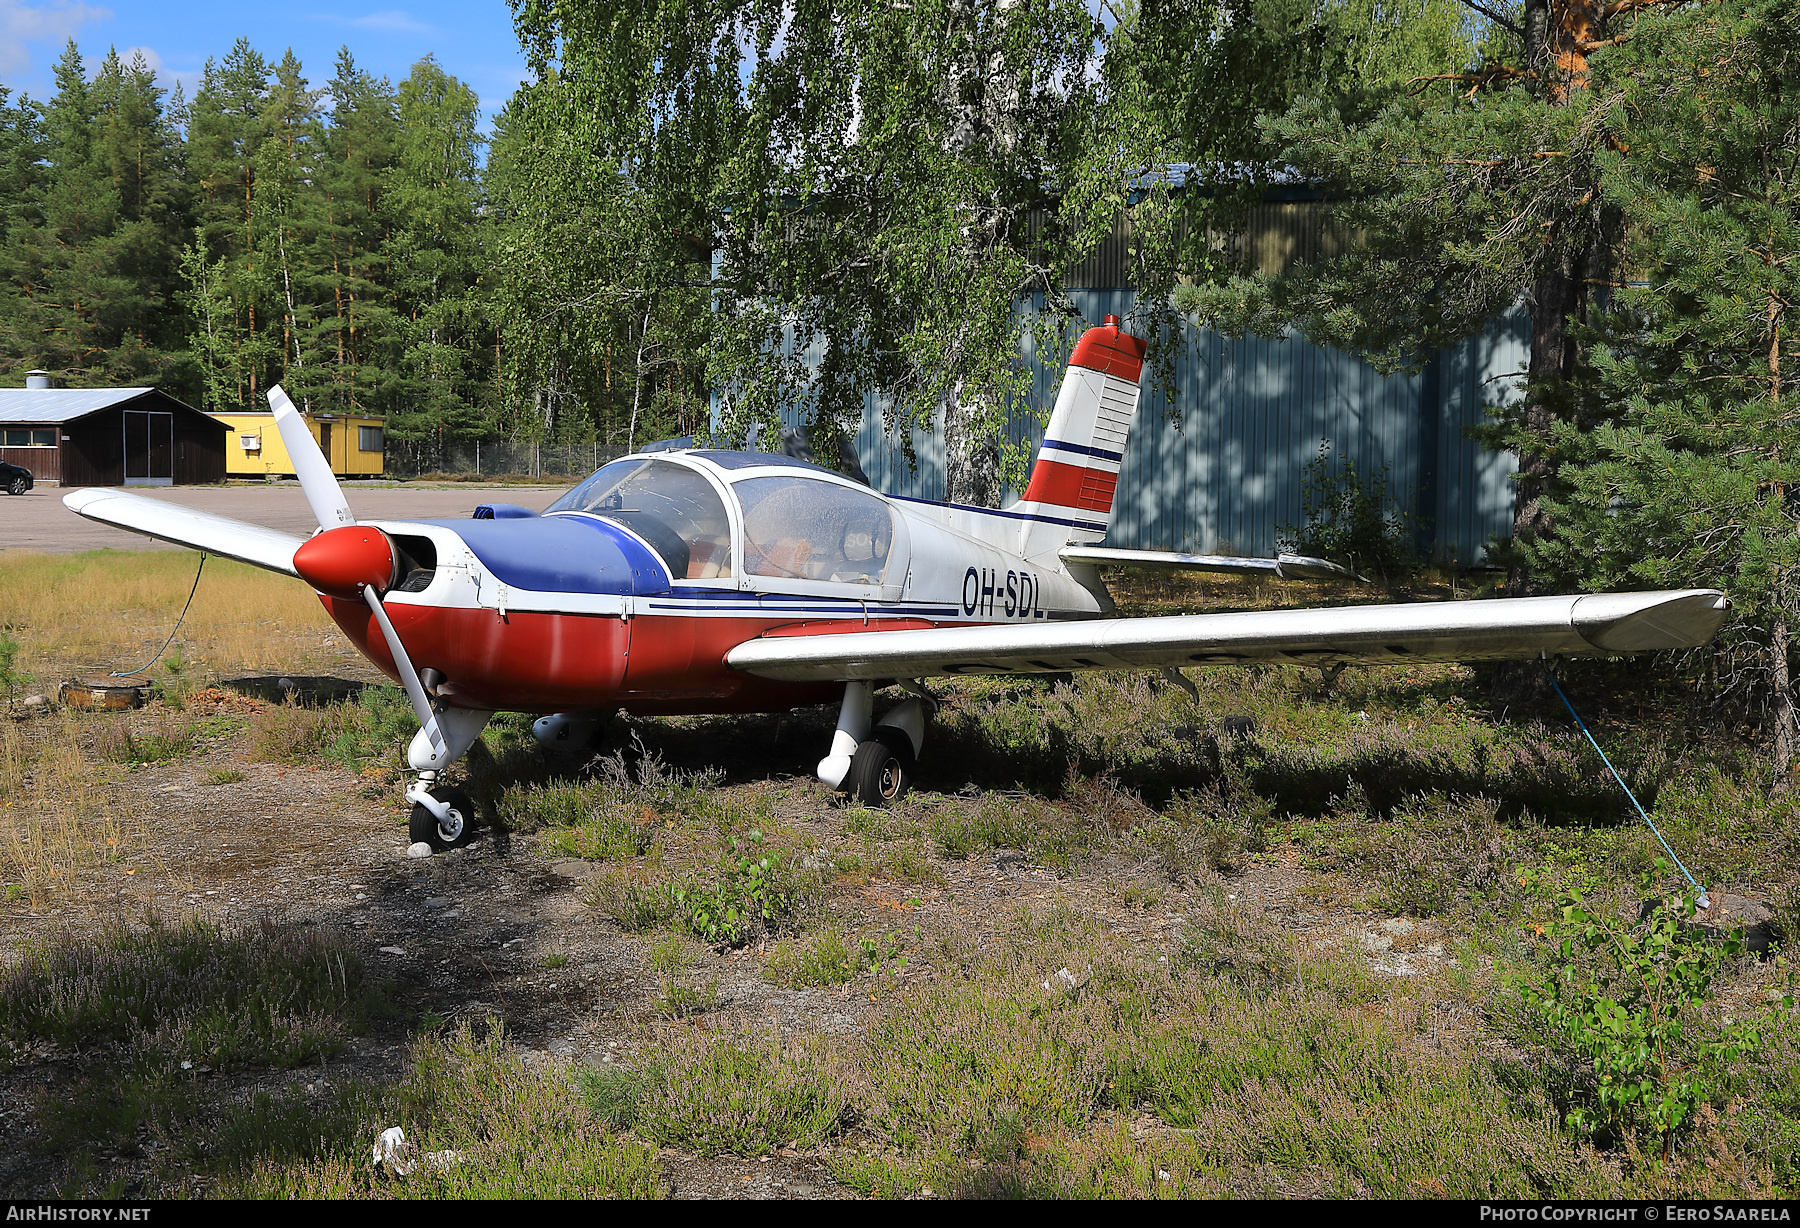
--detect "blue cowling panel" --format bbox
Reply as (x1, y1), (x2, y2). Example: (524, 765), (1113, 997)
(420, 514), (671, 595)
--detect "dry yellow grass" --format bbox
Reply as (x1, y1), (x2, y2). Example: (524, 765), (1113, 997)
(0, 714), (131, 907)
(0, 549), (362, 681)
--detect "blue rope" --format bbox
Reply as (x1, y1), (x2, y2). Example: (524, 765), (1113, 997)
(1542, 660), (1708, 907)
(112, 554), (207, 678)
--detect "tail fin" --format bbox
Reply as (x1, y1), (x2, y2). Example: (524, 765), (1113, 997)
(1011, 314), (1146, 546)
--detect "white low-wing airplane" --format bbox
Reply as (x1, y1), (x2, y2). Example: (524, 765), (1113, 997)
(66, 315), (1730, 851)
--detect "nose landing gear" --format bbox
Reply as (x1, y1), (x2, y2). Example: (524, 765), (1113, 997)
(409, 783), (475, 851)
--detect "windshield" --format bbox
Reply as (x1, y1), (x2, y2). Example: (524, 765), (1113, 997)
(735, 476), (895, 585)
(547, 459), (733, 579)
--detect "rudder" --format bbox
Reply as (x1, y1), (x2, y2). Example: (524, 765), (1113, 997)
(1012, 314), (1146, 546)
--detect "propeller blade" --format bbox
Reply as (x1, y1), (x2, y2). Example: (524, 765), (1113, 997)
(269, 385), (355, 531)
(362, 586), (446, 756)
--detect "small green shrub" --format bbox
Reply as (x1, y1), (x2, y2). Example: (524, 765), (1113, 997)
(628, 1032), (848, 1157)
(1513, 881), (1774, 1155)
(663, 829), (810, 945)
(766, 927), (862, 987)
(0, 917), (377, 1070)
(95, 711), (197, 764)
(222, 1025), (664, 1198)
(930, 794), (1090, 869)
(0, 631), (34, 711)
(1277, 439), (1423, 583)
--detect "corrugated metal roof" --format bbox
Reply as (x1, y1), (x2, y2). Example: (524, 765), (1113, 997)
(0, 388), (157, 423)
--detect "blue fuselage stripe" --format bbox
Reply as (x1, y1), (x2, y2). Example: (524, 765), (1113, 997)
(1039, 439), (1124, 463)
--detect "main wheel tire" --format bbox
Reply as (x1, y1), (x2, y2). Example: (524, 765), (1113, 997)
(409, 786), (475, 851)
(846, 728), (914, 807)
(5, 476), (27, 496)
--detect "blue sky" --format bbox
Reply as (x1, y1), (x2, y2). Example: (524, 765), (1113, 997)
(0, 0), (531, 129)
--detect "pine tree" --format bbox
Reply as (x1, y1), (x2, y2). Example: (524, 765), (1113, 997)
(2, 42), (188, 386)
(303, 48), (401, 419)
(385, 55), (489, 449)
(1520, 0), (1800, 769)
(186, 39), (281, 408)
(0, 86), (47, 376)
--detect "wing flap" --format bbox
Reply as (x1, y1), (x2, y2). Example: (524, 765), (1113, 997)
(63, 489), (304, 578)
(726, 590), (1731, 682)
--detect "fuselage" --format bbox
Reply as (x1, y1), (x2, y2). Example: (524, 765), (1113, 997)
(318, 449), (1106, 715)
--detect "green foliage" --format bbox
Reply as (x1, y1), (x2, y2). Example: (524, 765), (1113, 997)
(94, 711), (197, 764)
(0, 43), (189, 388)
(665, 829), (796, 945)
(1278, 440), (1423, 582)
(1514, 883), (1773, 1152)
(0, 630), (31, 710)
(766, 926), (863, 987)
(622, 1032), (848, 1158)
(1511, 0), (1800, 721)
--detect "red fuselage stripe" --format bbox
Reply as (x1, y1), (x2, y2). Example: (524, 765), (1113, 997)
(327, 596), (862, 716)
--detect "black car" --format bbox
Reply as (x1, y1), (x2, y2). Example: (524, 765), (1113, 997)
(1, 460), (33, 495)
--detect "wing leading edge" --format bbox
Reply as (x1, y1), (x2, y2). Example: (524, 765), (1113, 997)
(63, 488), (305, 578)
(727, 590), (1732, 682)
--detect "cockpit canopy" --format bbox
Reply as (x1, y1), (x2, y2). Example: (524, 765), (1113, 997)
(548, 459), (733, 579)
(547, 455), (898, 587)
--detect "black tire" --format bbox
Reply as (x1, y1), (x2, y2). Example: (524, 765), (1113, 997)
(5, 476), (27, 496)
(410, 786), (475, 851)
(846, 728), (914, 807)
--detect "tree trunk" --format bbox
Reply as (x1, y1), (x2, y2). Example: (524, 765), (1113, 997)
(943, 380), (1000, 508)
(1504, 0), (1612, 592)
(1774, 616), (1794, 780)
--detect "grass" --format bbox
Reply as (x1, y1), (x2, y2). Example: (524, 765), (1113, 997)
(0, 918), (385, 1174)
(0, 550), (344, 681)
(589, 1030), (849, 1158)
(0, 916), (379, 1066)
(0, 713), (131, 905)
(218, 1025), (663, 1199)
(246, 686), (417, 771)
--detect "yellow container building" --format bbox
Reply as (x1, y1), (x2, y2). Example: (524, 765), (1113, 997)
(213, 412), (386, 479)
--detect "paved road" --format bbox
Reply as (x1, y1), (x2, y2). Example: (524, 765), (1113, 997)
(0, 483), (577, 555)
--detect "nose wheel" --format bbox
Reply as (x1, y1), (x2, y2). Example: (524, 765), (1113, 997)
(410, 785), (475, 851)
(846, 729), (914, 806)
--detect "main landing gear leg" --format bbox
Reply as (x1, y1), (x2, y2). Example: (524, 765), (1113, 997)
(817, 681), (872, 791)
(819, 682), (934, 808)
(403, 706), (493, 852)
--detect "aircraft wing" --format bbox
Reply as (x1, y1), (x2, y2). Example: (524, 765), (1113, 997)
(727, 589), (1731, 682)
(63, 488), (305, 578)
(1060, 545), (1361, 582)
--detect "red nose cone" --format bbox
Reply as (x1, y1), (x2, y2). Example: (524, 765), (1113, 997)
(293, 526), (395, 599)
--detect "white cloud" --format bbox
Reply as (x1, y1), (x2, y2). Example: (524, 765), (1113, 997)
(343, 10), (430, 33)
(0, 0), (112, 77)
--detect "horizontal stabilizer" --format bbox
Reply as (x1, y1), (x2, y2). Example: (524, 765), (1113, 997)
(727, 590), (1731, 682)
(1060, 546), (1362, 583)
(63, 488), (304, 578)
